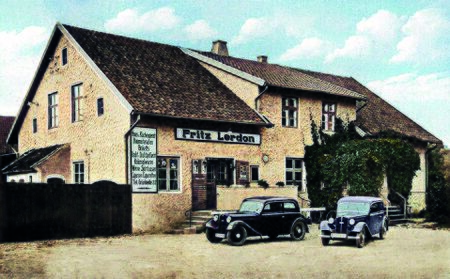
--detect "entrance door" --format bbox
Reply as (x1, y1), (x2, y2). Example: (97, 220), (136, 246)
(205, 158), (234, 209)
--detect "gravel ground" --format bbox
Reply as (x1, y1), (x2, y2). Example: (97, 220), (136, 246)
(0, 226), (449, 278)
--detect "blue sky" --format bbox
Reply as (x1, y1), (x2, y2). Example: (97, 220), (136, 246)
(0, 0), (449, 146)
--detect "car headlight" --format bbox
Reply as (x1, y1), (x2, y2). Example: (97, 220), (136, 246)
(349, 219), (355, 225)
(213, 215), (219, 222)
(226, 216), (232, 223)
(328, 217), (334, 224)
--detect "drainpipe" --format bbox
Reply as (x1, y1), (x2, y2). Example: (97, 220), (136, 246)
(255, 85), (269, 111)
(125, 112), (141, 185)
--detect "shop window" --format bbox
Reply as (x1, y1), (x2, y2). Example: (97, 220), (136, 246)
(251, 165), (259, 182)
(97, 98), (104, 116)
(158, 157), (180, 191)
(322, 103), (336, 132)
(48, 92), (59, 129)
(32, 118), (37, 133)
(285, 158), (303, 190)
(73, 161), (85, 184)
(62, 48), (68, 65)
(71, 83), (83, 122)
(282, 97), (298, 127)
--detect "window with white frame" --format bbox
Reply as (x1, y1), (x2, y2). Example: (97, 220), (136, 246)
(157, 157), (180, 191)
(73, 161), (85, 184)
(48, 92), (58, 129)
(71, 84), (83, 122)
(285, 158), (303, 190)
(282, 97), (298, 127)
(322, 103), (336, 132)
(251, 165), (259, 182)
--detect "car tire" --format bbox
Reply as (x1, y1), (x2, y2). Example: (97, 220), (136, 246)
(205, 228), (222, 244)
(290, 220), (306, 241)
(356, 228), (366, 248)
(379, 220), (387, 239)
(321, 237), (330, 246)
(227, 225), (247, 246)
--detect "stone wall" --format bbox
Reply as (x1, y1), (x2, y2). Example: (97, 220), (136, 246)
(217, 186), (298, 210)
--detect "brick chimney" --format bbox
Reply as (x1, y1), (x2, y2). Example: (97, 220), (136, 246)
(257, 55), (268, 63)
(211, 40), (229, 56)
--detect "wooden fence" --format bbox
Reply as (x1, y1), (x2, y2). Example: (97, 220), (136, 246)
(0, 181), (132, 242)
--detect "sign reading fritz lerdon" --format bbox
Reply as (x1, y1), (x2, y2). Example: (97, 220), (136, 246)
(130, 127), (157, 193)
(176, 128), (261, 145)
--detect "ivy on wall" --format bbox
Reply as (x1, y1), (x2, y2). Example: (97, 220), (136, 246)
(305, 118), (420, 209)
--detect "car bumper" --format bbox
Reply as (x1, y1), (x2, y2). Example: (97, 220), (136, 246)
(320, 233), (358, 240)
(214, 233), (226, 239)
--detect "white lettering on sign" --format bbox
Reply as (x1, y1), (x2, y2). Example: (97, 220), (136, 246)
(175, 128), (261, 145)
(130, 127), (157, 193)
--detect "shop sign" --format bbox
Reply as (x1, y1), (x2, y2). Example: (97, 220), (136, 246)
(176, 128), (260, 145)
(130, 127), (157, 193)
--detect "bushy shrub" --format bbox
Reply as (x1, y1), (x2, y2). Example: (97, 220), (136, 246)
(257, 179), (269, 189)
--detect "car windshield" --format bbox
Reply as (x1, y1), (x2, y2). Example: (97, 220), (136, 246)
(337, 202), (370, 217)
(239, 200), (263, 213)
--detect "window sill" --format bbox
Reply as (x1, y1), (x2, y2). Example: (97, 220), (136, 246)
(158, 190), (182, 194)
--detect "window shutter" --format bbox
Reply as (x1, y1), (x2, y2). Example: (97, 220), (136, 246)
(235, 161), (249, 185)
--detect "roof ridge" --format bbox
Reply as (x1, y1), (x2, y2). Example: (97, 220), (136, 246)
(62, 24), (181, 50)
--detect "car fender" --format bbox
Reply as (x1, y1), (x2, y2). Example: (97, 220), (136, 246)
(383, 216), (389, 231)
(292, 217), (309, 232)
(205, 219), (218, 230)
(320, 220), (331, 231)
(227, 220), (262, 236)
(351, 222), (368, 233)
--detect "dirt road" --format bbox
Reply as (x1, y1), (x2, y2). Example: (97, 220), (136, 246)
(1, 226), (449, 278)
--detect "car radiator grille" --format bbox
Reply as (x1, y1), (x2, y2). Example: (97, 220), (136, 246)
(335, 217), (348, 233)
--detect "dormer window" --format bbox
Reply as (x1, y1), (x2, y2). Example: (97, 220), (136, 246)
(282, 97), (298, 127)
(322, 103), (336, 131)
(62, 48), (68, 66)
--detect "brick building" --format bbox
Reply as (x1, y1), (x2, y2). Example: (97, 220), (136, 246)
(4, 24), (441, 232)
(0, 116), (16, 183)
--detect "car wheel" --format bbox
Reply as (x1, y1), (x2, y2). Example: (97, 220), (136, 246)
(290, 220), (306, 241)
(379, 220), (387, 239)
(227, 225), (247, 246)
(356, 228), (366, 248)
(205, 228), (222, 244)
(321, 237), (330, 246)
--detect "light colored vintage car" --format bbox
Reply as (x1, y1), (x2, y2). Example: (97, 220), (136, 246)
(320, 196), (388, 248)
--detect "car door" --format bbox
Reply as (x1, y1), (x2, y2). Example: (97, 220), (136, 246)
(368, 202), (384, 235)
(261, 202), (284, 235)
(283, 201), (300, 233)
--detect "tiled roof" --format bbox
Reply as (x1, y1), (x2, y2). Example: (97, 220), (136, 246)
(0, 116), (15, 154)
(293, 69), (442, 144)
(63, 25), (268, 126)
(195, 51), (366, 100)
(2, 144), (64, 174)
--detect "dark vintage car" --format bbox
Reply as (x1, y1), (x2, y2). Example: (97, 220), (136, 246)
(205, 196), (311, 246)
(320, 196), (388, 248)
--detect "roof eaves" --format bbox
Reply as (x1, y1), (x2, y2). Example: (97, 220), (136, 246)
(181, 48), (266, 86)
(135, 111), (271, 127)
(59, 23), (134, 113)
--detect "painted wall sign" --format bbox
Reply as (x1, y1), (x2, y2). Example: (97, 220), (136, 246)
(130, 127), (157, 193)
(175, 128), (261, 145)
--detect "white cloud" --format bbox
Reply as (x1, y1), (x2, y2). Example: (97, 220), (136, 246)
(0, 26), (49, 116)
(367, 72), (450, 102)
(326, 10), (402, 63)
(184, 20), (218, 41)
(104, 7), (181, 34)
(279, 37), (330, 61)
(231, 17), (275, 44)
(391, 8), (450, 63)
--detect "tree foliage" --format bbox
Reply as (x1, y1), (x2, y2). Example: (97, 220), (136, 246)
(305, 118), (420, 209)
(426, 148), (450, 223)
